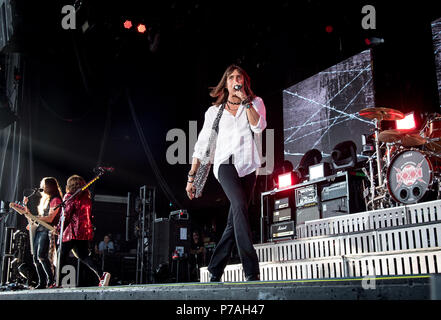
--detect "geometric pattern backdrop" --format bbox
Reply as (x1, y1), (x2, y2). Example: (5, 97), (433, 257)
(283, 49), (375, 168)
(432, 17), (441, 108)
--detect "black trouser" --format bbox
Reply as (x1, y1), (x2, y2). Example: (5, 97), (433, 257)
(33, 230), (54, 286)
(207, 164), (259, 278)
(59, 240), (100, 280)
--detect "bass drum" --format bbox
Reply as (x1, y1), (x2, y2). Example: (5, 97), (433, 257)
(387, 149), (440, 204)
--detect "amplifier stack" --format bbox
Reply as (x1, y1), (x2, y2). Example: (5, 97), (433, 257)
(295, 184), (321, 225)
(270, 193), (295, 241)
(263, 171), (366, 243)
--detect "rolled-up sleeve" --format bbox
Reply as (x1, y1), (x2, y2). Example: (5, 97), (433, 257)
(192, 107), (216, 160)
(249, 97), (267, 133)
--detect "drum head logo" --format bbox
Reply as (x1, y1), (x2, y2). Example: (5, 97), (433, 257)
(394, 160), (424, 190)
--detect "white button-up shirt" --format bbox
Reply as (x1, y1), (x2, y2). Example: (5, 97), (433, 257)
(192, 97), (267, 180)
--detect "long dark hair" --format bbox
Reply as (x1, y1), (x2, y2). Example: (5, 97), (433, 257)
(209, 64), (255, 106)
(43, 177), (63, 199)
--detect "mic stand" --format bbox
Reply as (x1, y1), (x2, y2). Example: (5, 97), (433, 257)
(54, 169), (106, 287)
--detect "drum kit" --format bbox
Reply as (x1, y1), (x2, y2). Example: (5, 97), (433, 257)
(359, 107), (441, 209)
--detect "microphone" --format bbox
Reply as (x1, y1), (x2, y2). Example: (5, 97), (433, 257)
(234, 84), (242, 90)
(97, 166), (115, 173)
(33, 187), (44, 192)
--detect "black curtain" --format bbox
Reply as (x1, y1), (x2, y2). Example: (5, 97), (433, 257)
(0, 52), (35, 282)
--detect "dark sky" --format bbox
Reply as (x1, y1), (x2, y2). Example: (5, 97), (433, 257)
(5, 0), (441, 236)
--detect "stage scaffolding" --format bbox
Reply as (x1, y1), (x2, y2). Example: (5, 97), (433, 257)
(134, 186), (156, 284)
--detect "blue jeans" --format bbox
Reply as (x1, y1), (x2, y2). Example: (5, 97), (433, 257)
(207, 164), (259, 278)
(33, 230), (54, 286)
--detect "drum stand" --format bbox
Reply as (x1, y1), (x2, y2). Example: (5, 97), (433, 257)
(359, 107), (406, 210)
(364, 119), (391, 210)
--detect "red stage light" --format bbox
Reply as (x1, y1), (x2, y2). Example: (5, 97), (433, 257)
(325, 25), (333, 33)
(278, 172), (293, 189)
(137, 24), (147, 33)
(364, 38), (372, 46)
(123, 20), (132, 29)
(396, 112), (416, 130)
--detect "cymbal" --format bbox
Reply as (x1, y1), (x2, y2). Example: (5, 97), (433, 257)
(378, 129), (427, 146)
(359, 107), (405, 121)
(378, 129), (402, 143)
(400, 134), (427, 147)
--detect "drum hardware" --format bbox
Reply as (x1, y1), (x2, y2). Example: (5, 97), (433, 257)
(359, 111), (441, 208)
(378, 130), (427, 147)
(359, 107), (405, 210)
(420, 115), (441, 153)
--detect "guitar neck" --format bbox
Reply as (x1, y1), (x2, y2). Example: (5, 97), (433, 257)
(9, 203), (55, 232)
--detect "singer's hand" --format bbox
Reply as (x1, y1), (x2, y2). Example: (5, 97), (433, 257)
(186, 181), (196, 200)
(23, 196), (29, 205)
(234, 88), (248, 102)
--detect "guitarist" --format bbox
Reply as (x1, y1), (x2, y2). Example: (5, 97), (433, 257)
(58, 175), (110, 287)
(23, 177), (63, 289)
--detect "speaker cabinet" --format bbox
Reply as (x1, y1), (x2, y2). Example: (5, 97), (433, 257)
(296, 205), (321, 224)
(152, 218), (190, 273)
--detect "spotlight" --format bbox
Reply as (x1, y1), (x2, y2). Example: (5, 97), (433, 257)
(308, 162), (331, 181)
(271, 160), (296, 189)
(278, 172), (294, 189)
(365, 37), (384, 47)
(123, 20), (133, 29)
(137, 24), (147, 33)
(297, 149), (322, 181)
(331, 140), (357, 171)
(396, 112), (416, 130)
(325, 25), (334, 33)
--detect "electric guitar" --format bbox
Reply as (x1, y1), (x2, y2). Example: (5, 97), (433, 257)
(9, 202), (55, 232)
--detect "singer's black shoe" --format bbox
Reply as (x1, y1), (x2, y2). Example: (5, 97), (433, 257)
(209, 273), (221, 282)
(245, 274), (260, 281)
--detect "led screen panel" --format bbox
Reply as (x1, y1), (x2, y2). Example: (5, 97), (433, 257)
(283, 49), (375, 168)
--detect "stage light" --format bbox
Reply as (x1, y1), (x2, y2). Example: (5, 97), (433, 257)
(325, 25), (333, 33)
(278, 172), (293, 189)
(297, 149), (322, 181)
(170, 209), (189, 220)
(137, 24), (147, 33)
(123, 20), (133, 29)
(309, 163), (327, 180)
(365, 37), (384, 47)
(396, 112), (416, 130)
(331, 140), (357, 171)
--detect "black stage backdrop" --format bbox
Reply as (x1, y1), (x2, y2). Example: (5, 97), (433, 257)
(432, 17), (441, 108)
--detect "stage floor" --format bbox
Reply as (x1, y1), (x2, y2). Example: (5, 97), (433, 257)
(0, 274), (439, 300)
